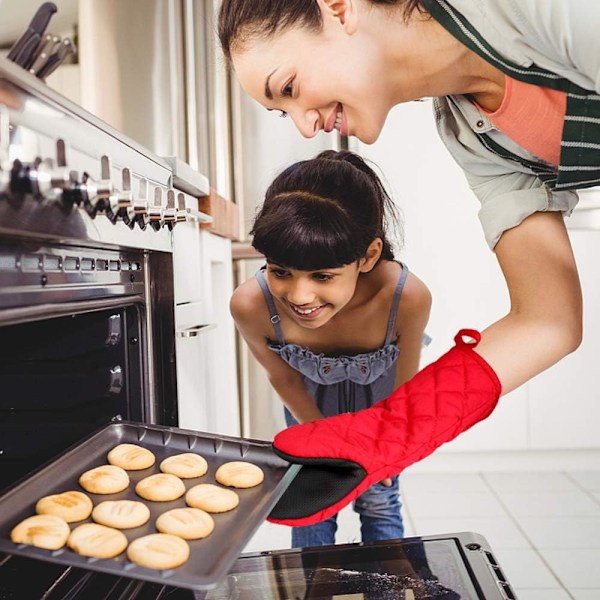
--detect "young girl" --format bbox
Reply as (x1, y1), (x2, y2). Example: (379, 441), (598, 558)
(230, 150), (431, 547)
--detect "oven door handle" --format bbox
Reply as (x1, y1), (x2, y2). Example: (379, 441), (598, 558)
(176, 323), (217, 338)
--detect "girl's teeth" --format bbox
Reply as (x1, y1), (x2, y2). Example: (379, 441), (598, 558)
(294, 305), (320, 315)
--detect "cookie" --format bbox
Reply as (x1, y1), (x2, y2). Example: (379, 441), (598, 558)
(185, 483), (239, 513)
(92, 500), (150, 529)
(35, 491), (93, 523)
(159, 453), (208, 479)
(215, 461), (264, 489)
(10, 514), (70, 550)
(156, 507), (215, 540)
(67, 522), (128, 559)
(127, 533), (190, 570)
(79, 465), (129, 494)
(135, 473), (185, 502)
(107, 443), (155, 470)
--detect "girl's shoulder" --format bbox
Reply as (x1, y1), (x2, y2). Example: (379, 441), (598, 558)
(381, 260), (431, 312)
(399, 269), (432, 319)
(374, 261), (431, 319)
(229, 276), (272, 335)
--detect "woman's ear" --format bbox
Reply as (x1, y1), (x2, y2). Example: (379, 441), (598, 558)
(358, 238), (383, 273)
(316, 0), (358, 35)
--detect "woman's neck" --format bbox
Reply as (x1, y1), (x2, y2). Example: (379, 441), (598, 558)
(381, 10), (505, 107)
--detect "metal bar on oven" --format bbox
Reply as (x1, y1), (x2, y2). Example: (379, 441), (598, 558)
(0, 295), (144, 327)
(176, 323), (217, 338)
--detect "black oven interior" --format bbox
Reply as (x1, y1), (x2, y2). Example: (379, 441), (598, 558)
(0, 239), (178, 495)
(0, 304), (144, 493)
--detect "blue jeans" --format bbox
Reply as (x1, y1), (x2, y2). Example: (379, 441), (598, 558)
(283, 407), (404, 548)
(290, 475), (404, 548)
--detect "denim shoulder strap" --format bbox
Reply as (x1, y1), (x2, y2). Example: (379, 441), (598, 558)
(255, 267), (285, 344)
(384, 263), (409, 345)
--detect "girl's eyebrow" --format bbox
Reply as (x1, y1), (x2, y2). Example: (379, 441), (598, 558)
(264, 68), (277, 100)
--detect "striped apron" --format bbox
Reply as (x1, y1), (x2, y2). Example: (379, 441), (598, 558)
(422, 0), (600, 191)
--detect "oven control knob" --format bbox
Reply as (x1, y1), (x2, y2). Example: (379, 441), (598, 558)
(8, 159), (33, 196)
(175, 192), (188, 223)
(83, 155), (117, 218)
(114, 168), (134, 225)
(163, 189), (177, 230)
(148, 186), (165, 231)
(30, 160), (79, 203)
(19, 140), (80, 208)
(131, 177), (149, 230)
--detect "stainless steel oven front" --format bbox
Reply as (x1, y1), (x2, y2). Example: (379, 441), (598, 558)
(0, 56), (181, 494)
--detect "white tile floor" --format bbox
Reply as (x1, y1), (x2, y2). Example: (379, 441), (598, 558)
(244, 451), (600, 600)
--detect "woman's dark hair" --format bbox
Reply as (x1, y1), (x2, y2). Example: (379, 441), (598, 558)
(218, 0), (424, 64)
(250, 150), (403, 271)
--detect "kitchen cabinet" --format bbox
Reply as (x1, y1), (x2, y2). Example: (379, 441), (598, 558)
(173, 218), (240, 437)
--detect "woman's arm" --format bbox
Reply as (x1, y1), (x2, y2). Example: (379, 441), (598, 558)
(475, 211), (582, 394)
(230, 281), (323, 423)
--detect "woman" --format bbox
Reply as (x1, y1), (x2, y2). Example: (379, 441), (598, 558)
(218, 0), (598, 526)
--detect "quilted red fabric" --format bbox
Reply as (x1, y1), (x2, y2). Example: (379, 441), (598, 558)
(270, 329), (502, 526)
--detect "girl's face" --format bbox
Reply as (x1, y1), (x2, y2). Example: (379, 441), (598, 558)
(232, 1), (397, 144)
(265, 262), (365, 329)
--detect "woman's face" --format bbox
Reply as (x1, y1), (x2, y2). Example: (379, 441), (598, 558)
(232, 14), (396, 144)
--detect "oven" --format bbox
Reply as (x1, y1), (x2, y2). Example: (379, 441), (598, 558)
(0, 57), (182, 597)
(0, 240), (177, 494)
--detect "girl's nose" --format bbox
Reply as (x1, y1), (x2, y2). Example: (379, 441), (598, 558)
(292, 109), (320, 139)
(287, 281), (316, 306)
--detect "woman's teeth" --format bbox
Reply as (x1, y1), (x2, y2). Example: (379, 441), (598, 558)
(334, 110), (343, 131)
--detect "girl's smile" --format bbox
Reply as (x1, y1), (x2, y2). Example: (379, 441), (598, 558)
(289, 303), (327, 318)
(266, 262), (363, 329)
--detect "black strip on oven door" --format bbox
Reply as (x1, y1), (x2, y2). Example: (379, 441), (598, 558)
(0, 305), (144, 493)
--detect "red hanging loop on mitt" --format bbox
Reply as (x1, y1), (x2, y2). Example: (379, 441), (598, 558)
(268, 329), (501, 526)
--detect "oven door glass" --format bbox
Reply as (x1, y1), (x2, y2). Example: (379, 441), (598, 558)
(0, 305), (144, 493)
(199, 537), (488, 600)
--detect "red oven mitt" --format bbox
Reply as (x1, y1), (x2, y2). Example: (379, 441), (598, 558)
(268, 329), (501, 526)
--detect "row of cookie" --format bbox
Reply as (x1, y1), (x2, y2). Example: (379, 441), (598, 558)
(107, 444), (266, 488)
(108, 444), (208, 476)
(11, 488), (231, 570)
(12, 515), (194, 570)
(79, 461), (263, 501)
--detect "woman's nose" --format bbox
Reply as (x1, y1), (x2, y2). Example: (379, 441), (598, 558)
(291, 109), (320, 139)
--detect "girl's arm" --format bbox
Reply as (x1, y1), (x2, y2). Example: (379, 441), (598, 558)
(476, 211), (582, 393)
(393, 272), (433, 388)
(230, 281), (323, 424)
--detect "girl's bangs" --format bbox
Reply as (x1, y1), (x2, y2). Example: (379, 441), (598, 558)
(253, 219), (363, 271)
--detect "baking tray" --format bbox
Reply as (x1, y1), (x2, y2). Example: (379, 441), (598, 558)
(0, 420), (300, 591)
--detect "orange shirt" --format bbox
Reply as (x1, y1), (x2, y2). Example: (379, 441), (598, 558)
(476, 75), (567, 166)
